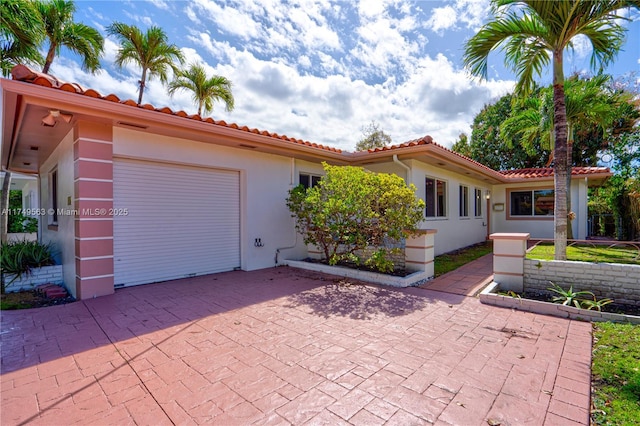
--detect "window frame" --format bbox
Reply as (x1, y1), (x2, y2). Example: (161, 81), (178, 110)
(459, 185), (469, 218)
(48, 168), (59, 228)
(425, 176), (447, 219)
(474, 188), (483, 218)
(507, 188), (555, 220)
(298, 172), (322, 189)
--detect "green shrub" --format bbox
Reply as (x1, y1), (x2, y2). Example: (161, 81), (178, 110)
(287, 163), (425, 273)
(1, 240), (55, 293)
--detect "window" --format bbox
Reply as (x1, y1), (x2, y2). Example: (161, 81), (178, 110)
(425, 177), (446, 217)
(299, 173), (321, 189)
(49, 169), (58, 224)
(510, 189), (554, 217)
(459, 185), (469, 217)
(474, 188), (483, 217)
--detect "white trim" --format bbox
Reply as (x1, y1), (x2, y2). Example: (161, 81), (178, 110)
(75, 255), (114, 261)
(74, 178), (113, 183)
(74, 137), (113, 145)
(76, 158), (113, 164)
(75, 236), (114, 241)
(75, 274), (115, 280)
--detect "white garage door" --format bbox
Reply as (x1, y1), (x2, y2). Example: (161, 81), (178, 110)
(113, 158), (240, 287)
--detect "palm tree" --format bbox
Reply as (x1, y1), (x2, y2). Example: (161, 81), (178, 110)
(464, 0), (639, 260)
(1, 0), (45, 76)
(36, 0), (103, 74)
(107, 22), (184, 105)
(168, 63), (235, 116)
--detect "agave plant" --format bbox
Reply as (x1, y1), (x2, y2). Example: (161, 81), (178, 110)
(547, 282), (595, 309)
(581, 296), (614, 312)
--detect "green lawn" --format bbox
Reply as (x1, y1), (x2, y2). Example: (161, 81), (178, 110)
(527, 243), (639, 265)
(591, 322), (640, 425)
(434, 242), (492, 277)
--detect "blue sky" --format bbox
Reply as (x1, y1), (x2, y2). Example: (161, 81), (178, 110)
(48, 0), (640, 150)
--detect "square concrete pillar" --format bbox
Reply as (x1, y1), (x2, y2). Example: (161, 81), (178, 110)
(489, 233), (529, 292)
(405, 229), (437, 276)
(74, 121), (114, 299)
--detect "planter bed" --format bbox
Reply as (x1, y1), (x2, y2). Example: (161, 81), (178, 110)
(480, 282), (640, 324)
(284, 259), (432, 287)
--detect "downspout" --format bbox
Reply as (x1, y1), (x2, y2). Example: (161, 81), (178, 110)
(275, 157), (298, 265)
(393, 154), (411, 186)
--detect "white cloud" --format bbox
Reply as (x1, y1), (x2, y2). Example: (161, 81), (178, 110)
(427, 6), (457, 34)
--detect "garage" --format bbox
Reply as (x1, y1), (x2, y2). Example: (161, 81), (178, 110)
(113, 158), (241, 287)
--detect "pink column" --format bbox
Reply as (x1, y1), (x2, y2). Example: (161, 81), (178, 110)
(73, 121), (114, 299)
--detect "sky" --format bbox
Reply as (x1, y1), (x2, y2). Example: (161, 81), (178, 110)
(46, 0), (640, 151)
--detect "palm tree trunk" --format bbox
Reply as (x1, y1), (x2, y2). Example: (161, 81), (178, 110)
(42, 44), (56, 74)
(197, 102), (203, 117)
(137, 68), (147, 104)
(552, 52), (568, 260)
(566, 123), (574, 240)
(1, 171), (11, 243)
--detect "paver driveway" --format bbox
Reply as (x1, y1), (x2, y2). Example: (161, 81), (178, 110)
(1, 267), (592, 425)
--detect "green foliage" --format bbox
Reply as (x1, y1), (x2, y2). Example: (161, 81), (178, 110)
(1, 240), (54, 293)
(6, 190), (37, 233)
(286, 163), (424, 273)
(547, 282), (613, 310)
(107, 22), (185, 104)
(592, 322), (640, 425)
(451, 133), (472, 158)
(355, 121), (392, 151)
(169, 62), (235, 116)
(459, 92), (549, 170)
(547, 282), (595, 308)
(527, 243), (639, 265)
(35, 0), (104, 74)
(0, 0), (45, 76)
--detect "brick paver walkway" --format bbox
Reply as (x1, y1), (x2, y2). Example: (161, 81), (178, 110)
(419, 254), (494, 296)
(1, 267), (592, 425)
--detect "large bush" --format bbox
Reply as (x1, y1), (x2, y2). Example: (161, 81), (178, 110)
(286, 163), (425, 273)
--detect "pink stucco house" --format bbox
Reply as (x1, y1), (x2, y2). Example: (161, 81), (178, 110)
(1, 66), (611, 299)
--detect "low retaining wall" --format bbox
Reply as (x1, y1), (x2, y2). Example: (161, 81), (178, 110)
(283, 260), (432, 287)
(480, 282), (640, 324)
(3, 265), (63, 293)
(524, 259), (640, 306)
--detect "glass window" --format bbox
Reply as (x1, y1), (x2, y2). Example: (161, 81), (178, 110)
(426, 177), (447, 218)
(459, 185), (469, 217)
(299, 173), (322, 189)
(510, 189), (554, 217)
(474, 188), (482, 217)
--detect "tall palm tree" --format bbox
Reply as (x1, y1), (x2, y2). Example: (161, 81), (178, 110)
(168, 63), (235, 116)
(36, 0), (103, 74)
(0, 0), (45, 76)
(464, 0), (639, 260)
(107, 22), (184, 105)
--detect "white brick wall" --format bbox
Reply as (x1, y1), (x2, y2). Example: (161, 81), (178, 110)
(524, 259), (640, 306)
(3, 265), (63, 292)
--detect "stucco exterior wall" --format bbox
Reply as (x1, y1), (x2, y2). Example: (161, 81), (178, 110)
(112, 127), (308, 271)
(372, 159), (490, 256)
(39, 130), (77, 297)
(490, 179), (586, 239)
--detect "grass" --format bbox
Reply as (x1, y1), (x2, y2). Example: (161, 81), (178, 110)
(0, 291), (43, 310)
(434, 241), (492, 277)
(591, 322), (640, 425)
(527, 243), (639, 265)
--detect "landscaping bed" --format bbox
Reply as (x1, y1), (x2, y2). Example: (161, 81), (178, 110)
(1, 290), (75, 310)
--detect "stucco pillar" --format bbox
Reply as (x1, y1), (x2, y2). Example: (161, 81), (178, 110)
(405, 229), (437, 276)
(489, 232), (529, 292)
(73, 121), (114, 299)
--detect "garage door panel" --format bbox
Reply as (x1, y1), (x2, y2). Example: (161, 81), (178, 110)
(113, 159), (240, 287)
